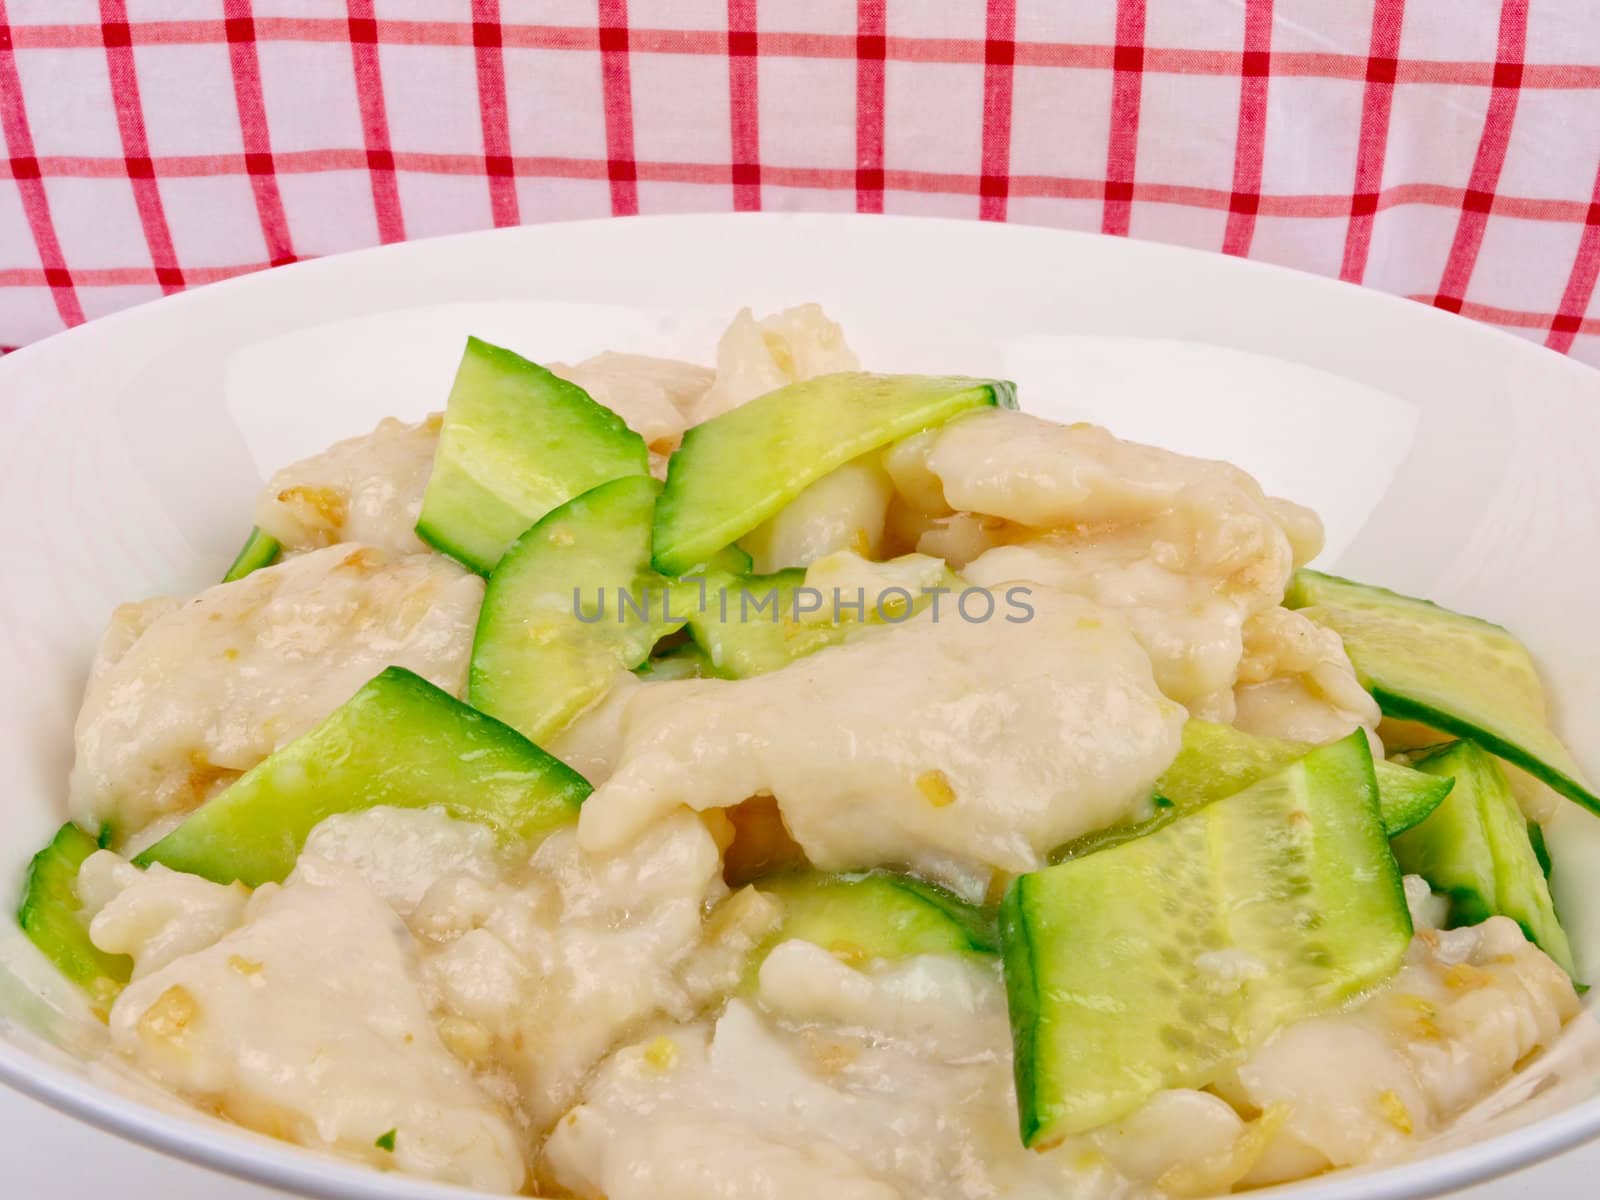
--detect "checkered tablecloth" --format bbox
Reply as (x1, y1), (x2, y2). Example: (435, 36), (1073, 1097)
(3, 1), (1600, 365)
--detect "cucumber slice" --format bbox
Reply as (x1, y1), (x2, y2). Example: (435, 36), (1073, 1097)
(652, 372), (1015, 575)
(1529, 819), (1554, 879)
(1055, 721), (1451, 860)
(752, 870), (996, 976)
(415, 337), (649, 574)
(686, 568), (844, 679)
(1393, 741), (1576, 977)
(1156, 721), (1453, 837)
(221, 527), (281, 582)
(1286, 570), (1598, 818)
(18, 823), (132, 1016)
(685, 556), (961, 679)
(1375, 760), (1453, 833)
(470, 475), (686, 744)
(136, 667), (590, 886)
(1003, 731), (1411, 1144)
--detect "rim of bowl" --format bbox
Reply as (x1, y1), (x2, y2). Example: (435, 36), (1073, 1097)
(0, 212), (1597, 1200)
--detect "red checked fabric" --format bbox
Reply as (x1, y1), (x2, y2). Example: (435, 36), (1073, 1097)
(3, 1), (1600, 365)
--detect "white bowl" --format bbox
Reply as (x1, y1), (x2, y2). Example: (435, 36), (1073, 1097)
(1, 214), (1598, 1199)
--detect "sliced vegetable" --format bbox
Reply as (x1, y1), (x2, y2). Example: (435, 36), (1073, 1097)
(416, 337), (649, 574)
(751, 870), (996, 980)
(221, 527), (280, 582)
(1393, 740), (1576, 978)
(1055, 720), (1451, 860)
(1003, 731), (1411, 1144)
(687, 568), (843, 679)
(686, 555), (963, 680)
(1286, 569), (1598, 818)
(137, 667), (590, 886)
(1375, 760), (1451, 832)
(470, 475), (684, 744)
(18, 823), (131, 1016)
(1155, 721), (1454, 835)
(652, 372), (1016, 575)
(1529, 819), (1554, 880)
(470, 476), (751, 738)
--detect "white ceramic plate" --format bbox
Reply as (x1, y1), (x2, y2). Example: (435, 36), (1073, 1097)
(1, 214), (1598, 1200)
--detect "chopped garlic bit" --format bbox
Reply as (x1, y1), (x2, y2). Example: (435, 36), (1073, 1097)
(136, 984), (198, 1045)
(1378, 1089), (1414, 1135)
(915, 769), (957, 808)
(643, 1037), (679, 1072)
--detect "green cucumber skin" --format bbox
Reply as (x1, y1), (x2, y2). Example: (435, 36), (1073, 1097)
(136, 667), (590, 886)
(999, 877), (1045, 1146)
(415, 492), (523, 576)
(1286, 569), (1599, 820)
(1286, 569), (1509, 632)
(415, 337), (649, 575)
(1375, 688), (1600, 821)
(221, 527), (281, 583)
(469, 475), (680, 745)
(1529, 820), (1554, 879)
(1007, 732), (1411, 1144)
(880, 872), (999, 954)
(652, 372), (1016, 576)
(18, 823), (132, 1014)
(1395, 740), (1577, 979)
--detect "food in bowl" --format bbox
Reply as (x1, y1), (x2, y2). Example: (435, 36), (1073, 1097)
(13, 304), (1594, 1197)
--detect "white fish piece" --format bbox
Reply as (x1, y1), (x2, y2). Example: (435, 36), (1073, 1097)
(690, 303), (860, 425)
(104, 879), (525, 1193)
(1222, 914), (1580, 1185)
(549, 1108), (902, 1200)
(918, 408), (1320, 554)
(548, 352), (714, 477)
(551, 907), (1578, 1199)
(78, 850), (250, 980)
(291, 805), (502, 918)
(546, 973), (1137, 1199)
(70, 544), (482, 840)
(743, 457), (896, 574)
(256, 414), (441, 555)
(578, 587), (1185, 884)
(1231, 605), (1380, 743)
(929, 409), (1322, 722)
(413, 811), (730, 1129)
